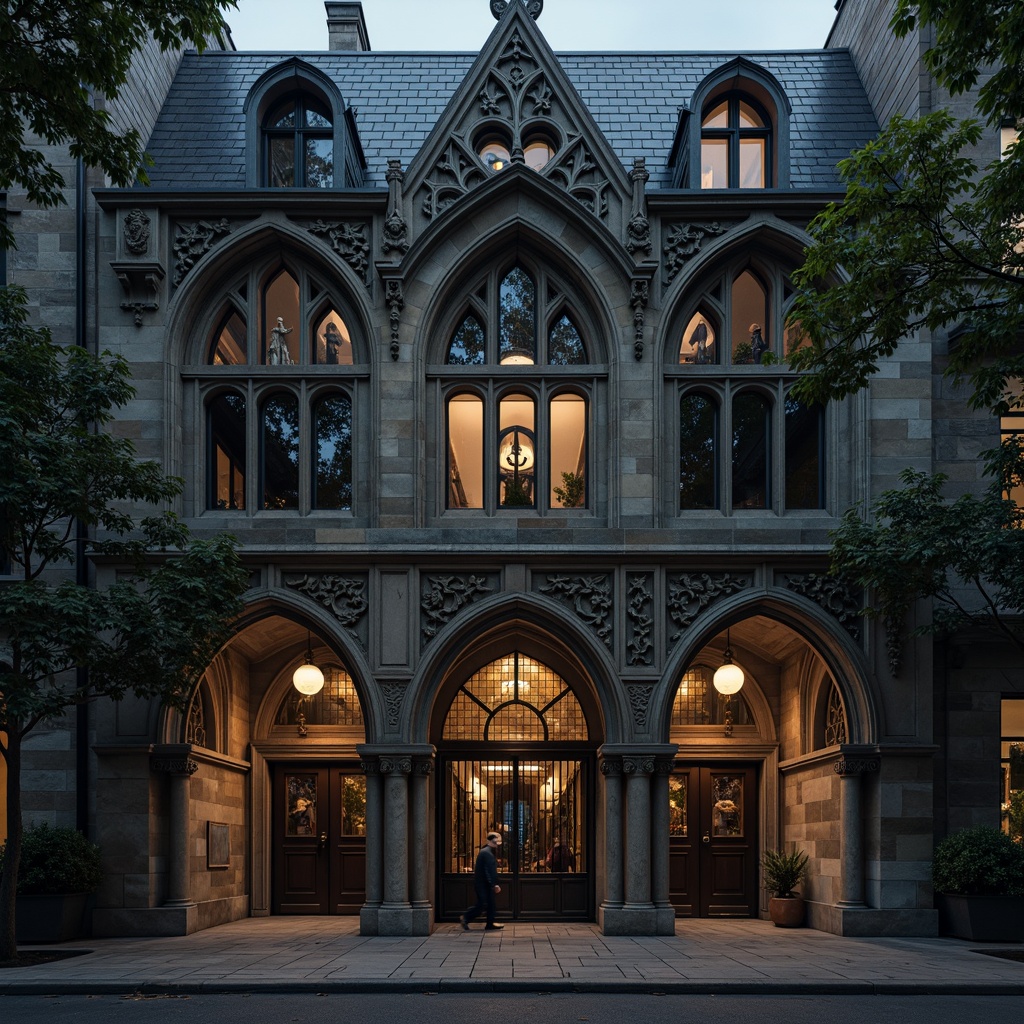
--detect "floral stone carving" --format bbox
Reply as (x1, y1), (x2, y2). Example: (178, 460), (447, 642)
(538, 574), (612, 648)
(285, 574), (369, 648)
(173, 218), (230, 285)
(663, 222), (727, 285)
(626, 574), (654, 666)
(785, 573), (862, 642)
(307, 220), (370, 283)
(667, 573), (748, 645)
(421, 574), (494, 641)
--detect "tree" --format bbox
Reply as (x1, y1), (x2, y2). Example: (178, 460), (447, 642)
(0, 0), (235, 249)
(0, 286), (250, 963)
(785, 1), (1024, 652)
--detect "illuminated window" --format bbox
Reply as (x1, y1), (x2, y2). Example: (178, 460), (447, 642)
(1002, 698), (1024, 842)
(701, 95), (771, 189)
(276, 665), (364, 728)
(671, 666), (752, 726)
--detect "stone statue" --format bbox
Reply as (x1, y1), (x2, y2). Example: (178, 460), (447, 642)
(323, 321), (343, 364)
(269, 316), (293, 365)
(750, 322), (767, 364)
(687, 319), (710, 363)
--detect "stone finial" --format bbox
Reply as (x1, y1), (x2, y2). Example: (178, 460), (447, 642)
(491, 0), (543, 20)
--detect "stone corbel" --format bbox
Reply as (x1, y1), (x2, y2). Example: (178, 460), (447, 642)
(111, 207), (165, 327)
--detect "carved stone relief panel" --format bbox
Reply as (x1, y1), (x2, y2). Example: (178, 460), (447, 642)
(535, 573), (613, 649)
(627, 683), (654, 730)
(626, 573), (655, 667)
(420, 572), (498, 645)
(172, 218), (231, 286)
(784, 573), (863, 643)
(306, 219), (371, 285)
(662, 221), (729, 285)
(666, 572), (750, 652)
(284, 573), (370, 651)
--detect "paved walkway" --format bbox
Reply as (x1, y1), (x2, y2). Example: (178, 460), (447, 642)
(2, 917), (1023, 995)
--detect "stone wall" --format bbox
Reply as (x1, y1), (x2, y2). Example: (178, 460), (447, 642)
(781, 759), (840, 905)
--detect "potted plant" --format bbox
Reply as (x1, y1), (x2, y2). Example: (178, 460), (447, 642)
(1, 822), (102, 943)
(932, 826), (1024, 941)
(762, 848), (808, 927)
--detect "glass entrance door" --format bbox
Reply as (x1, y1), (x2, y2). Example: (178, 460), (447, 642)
(440, 756), (590, 919)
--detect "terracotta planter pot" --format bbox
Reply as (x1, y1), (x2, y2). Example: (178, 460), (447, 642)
(936, 894), (1024, 942)
(768, 895), (806, 927)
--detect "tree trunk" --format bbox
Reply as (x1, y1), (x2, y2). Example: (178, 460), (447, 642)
(0, 731), (23, 962)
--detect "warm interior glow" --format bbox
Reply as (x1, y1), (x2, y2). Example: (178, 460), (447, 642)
(293, 660), (325, 696)
(713, 660), (745, 695)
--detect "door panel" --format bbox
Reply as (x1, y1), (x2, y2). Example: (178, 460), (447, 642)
(669, 764), (758, 917)
(273, 764), (366, 915)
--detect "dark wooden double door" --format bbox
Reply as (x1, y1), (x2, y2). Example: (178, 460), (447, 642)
(669, 764), (759, 917)
(272, 764), (367, 915)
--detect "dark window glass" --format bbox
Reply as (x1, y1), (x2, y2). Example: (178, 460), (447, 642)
(549, 313), (585, 365)
(261, 394), (300, 509)
(785, 397), (824, 509)
(447, 315), (486, 365)
(313, 395), (352, 509)
(499, 267), (536, 365)
(732, 392), (769, 509)
(208, 393), (247, 510)
(680, 393), (717, 509)
(263, 95), (333, 188)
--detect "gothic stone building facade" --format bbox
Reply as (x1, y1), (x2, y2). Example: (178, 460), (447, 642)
(6, 0), (1022, 938)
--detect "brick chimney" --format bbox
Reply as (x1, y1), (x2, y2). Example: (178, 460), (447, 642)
(325, 2), (370, 51)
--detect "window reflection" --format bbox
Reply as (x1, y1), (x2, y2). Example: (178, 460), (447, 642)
(261, 394), (300, 508)
(679, 393), (717, 509)
(499, 267), (536, 364)
(548, 313), (585, 365)
(209, 311), (247, 365)
(262, 269), (300, 364)
(732, 392), (769, 508)
(701, 94), (771, 189)
(208, 392), (246, 510)
(785, 397), (824, 509)
(499, 393), (536, 507)
(313, 310), (353, 365)
(447, 315), (486, 365)
(313, 394), (352, 509)
(680, 311), (716, 365)
(731, 271), (768, 364)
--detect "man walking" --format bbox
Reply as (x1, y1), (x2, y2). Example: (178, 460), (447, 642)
(460, 831), (504, 930)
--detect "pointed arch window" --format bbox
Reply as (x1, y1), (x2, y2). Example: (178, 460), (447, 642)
(263, 94), (334, 188)
(701, 95), (771, 189)
(439, 262), (593, 516)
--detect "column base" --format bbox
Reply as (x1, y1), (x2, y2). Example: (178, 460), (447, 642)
(598, 904), (675, 935)
(375, 904), (433, 935)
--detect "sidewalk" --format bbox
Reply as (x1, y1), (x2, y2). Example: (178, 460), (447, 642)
(2, 916), (1023, 995)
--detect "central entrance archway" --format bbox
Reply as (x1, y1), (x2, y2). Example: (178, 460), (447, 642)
(435, 650), (597, 921)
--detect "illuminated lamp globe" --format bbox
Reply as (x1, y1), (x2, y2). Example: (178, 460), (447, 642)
(292, 660), (325, 696)
(713, 659), (744, 696)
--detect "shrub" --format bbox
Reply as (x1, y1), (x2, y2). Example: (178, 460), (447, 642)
(762, 848), (808, 898)
(1, 823), (102, 896)
(932, 826), (1024, 897)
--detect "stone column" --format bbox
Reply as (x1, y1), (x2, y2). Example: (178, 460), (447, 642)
(600, 755), (624, 910)
(380, 755), (411, 910)
(410, 755), (434, 919)
(359, 756), (383, 934)
(623, 755), (654, 908)
(651, 757), (674, 908)
(153, 753), (199, 908)
(833, 757), (879, 907)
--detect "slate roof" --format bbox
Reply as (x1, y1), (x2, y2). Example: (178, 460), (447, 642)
(144, 48), (879, 191)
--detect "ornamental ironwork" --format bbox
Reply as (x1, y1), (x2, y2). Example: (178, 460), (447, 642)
(626, 574), (654, 666)
(785, 573), (862, 642)
(173, 218), (230, 285)
(538, 574), (612, 648)
(663, 222), (727, 285)
(185, 690), (207, 748)
(667, 573), (748, 645)
(421, 574), (494, 641)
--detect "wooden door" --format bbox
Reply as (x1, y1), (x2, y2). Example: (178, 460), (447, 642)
(669, 764), (759, 917)
(273, 764), (366, 915)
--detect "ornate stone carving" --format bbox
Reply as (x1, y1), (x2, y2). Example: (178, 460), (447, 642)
(833, 758), (879, 777)
(185, 692), (206, 748)
(285, 574), (369, 632)
(386, 280), (404, 360)
(630, 279), (648, 361)
(626, 158), (651, 259)
(411, 757), (435, 776)
(785, 573), (862, 642)
(421, 574), (494, 641)
(599, 756), (623, 777)
(382, 683), (405, 730)
(653, 756), (676, 776)
(308, 220), (370, 282)
(491, 0), (543, 19)
(626, 574), (654, 666)
(382, 160), (410, 257)
(359, 757), (381, 775)
(663, 222), (727, 285)
(421, 140), (488, 221)
(884, 609), (904, 678)
(825, 682), (848, 747)
(379, 755), (412, 774)
(153, 758), (199, 775)
(667, 573), (748, 644)
(627, 684), (654, 729)
(123, 208), (151, 255)
(120, 300), (158, 327)
(538, 574), (612, 648)
(622, 755), (655, 775)
(173, 218), (230, 285)
(547, 138), (609, 220)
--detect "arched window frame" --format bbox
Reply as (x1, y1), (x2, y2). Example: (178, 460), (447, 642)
(191, 255), (365, 518)
(262, 92), (335, 189)
(666, 249), (827, 515)
(433, 259), (601, 518)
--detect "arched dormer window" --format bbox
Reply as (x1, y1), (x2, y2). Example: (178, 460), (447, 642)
(263, 94), (334, 188)
(701, 95), (771, 189)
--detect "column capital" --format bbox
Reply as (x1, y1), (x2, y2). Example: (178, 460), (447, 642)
(360, 756), (381, 775)
(833, 758), (879, 777)
(623, 755), (655, 776)
(411, 755), (434, 776)
(153, 757), (199, 776)
(379, 756), (412, 775)
(653, 757), (676, 776)
(600, 755), (624, 777)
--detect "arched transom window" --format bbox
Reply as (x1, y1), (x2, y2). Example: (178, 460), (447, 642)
(443, 653), (587, 742)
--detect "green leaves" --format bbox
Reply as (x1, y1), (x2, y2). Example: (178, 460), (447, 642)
(0, 0), (236, 247)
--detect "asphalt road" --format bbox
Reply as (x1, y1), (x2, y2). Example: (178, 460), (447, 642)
(2, 992), (1023, 1024)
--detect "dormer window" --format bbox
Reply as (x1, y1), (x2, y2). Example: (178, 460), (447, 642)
(263, 95), (334, 188)
(700, 95), (771, 189)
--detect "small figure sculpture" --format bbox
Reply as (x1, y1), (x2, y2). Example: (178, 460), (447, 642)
(750, 322), (767, 364)
(323, 321), (343, 364)
(687, 319), (710, 364)
(269, 316), (293, 365)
